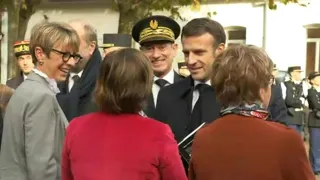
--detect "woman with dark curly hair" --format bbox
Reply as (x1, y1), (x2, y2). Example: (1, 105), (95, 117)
(189, 44), (314, 180)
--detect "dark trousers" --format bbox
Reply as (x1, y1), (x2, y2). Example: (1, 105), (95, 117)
(309, 128), (320, 173)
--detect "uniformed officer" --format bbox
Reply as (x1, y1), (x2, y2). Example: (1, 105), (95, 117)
(307, 71), (320, 175)
(284, 66), (306, 134)
(99, 34), (132, 58)
(132, 15), (185, 118)
(6, 41), (34, 89)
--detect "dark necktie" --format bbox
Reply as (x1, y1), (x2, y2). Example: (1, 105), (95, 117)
(71, 75), (80, 91)
(155, 79), (168, 89)
(189, 84), (211, 133)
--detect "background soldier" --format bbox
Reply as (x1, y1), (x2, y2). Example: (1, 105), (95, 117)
(285, 66), (306, 134)
(307, 71), (320, 175)
(132, 15), (185, 118)
(6, 41), (34, 89)
(99, 34), (132, 58)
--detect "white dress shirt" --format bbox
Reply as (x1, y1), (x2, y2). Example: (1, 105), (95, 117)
(152, 69), (174, 107)
(192, 80), (211, 111)
(68, 70), (83, 92)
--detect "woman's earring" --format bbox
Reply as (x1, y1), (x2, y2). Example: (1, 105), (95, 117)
(39, 61), (44, 65)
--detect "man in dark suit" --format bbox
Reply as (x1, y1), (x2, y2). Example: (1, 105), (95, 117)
(154, 18), (226, 142)
(6, 41), (34, 89)
(268, 64), (291, 125)
(99, 34), (132, 58)
(132, 15), (185, 118)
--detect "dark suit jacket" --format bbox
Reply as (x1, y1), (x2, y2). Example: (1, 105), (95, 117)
(143, 71), (185, 118)
(6, 73), (24, 90)
(268, 83), (291, 125)
(189, 114), (314, 180)
(62, 113), (187, 180)
(154, 76), (221, 142)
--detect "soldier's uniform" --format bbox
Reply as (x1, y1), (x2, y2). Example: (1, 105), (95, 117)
(284, 66), (306, 134)
(307, 71), (320, 174)
(99, 34), (132, 58)
(6, 41), (33, 89)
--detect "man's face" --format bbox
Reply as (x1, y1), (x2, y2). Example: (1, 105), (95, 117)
(17, 54), (34, 74)
(290, 70), (302, 81)
(140, 41), (177, 78)
(182, 33), (224, 82)
(272, 69), (278, 78)
(69, 23), (95, 73)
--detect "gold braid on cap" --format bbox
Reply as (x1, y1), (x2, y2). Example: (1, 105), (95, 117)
(14, 44), (29, 54)
(139, 26), (175, 43)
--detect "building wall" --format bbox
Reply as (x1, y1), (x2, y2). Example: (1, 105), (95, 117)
(23, 0), (320, 76)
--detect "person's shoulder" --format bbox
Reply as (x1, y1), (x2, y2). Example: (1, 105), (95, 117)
(160, 78), (191, 96)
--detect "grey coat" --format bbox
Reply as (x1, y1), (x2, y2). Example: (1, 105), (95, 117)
(0, 72), (68, 180)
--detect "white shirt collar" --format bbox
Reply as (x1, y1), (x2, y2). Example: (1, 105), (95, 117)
(293, 80), (301, 84)
(70, 70), (83, 79)
(32, 69), (60, 94)
(153, 69), (174, 84)
(194, 80), (211, 87)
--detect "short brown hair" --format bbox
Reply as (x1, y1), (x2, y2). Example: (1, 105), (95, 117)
(182, 18), (226, 48)
(211, 44), (273, 106)
(94, 48), (153, 114)
(30, 21), (80, 65)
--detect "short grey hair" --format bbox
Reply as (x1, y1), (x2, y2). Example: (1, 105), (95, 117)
(29, 21), (80, 64)
(68, 19), (97, 45)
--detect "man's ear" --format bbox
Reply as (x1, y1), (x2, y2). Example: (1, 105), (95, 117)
(88, 41), (97, 55)
(214, 43), (225, 56)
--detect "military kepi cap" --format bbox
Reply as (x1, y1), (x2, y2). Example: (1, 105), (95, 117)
(14, 41), (30, 58)
(100, 34), (132, 49)
(309, 71), (320, 80)
(132, 15), (180, 45)
(288, 66), (302, 73)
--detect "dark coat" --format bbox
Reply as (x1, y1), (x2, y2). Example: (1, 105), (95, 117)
(56, 49), (101, 121)
(6, 73), (24, 90)
(284, 81), (305, 125)
(154, 76), (221, 142)
(307, 87), (320, 127)
(143, 71), (185, 118)
(267, 83), (291, 125)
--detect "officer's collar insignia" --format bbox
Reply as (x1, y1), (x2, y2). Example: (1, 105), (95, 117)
(149, 20), (158, 30)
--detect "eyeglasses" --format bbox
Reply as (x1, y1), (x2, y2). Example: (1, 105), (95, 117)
(51, 49), (82, 64)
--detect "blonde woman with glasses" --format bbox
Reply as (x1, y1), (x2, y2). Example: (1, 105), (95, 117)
(0, 22), (81, 180)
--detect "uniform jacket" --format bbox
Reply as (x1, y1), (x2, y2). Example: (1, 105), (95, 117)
(62, 112), (187, 180)
(189, 114), (315, 180)
(0, 72), (68, 180)
(284, 81), (305, 125)
(6, 72), (24, 89)
(144, 71), (185, 118)
(307, 87), (320, 127)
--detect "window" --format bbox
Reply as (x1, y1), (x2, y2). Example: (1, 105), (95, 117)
(305, 24), (320, 76)
(224, 26), (246, 47)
